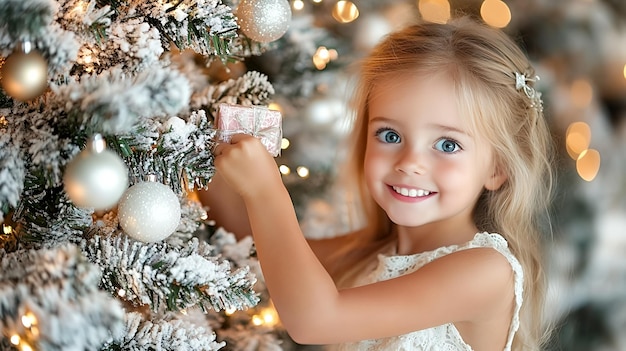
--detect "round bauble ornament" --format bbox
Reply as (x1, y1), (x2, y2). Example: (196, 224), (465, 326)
(0, 42), (48, 101)
(117, 178), (181, 243)
(64, 134), (129, 211)
(237, 0), (291, 43)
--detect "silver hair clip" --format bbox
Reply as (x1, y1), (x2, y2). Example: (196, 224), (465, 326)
(515, 72), (543, 112)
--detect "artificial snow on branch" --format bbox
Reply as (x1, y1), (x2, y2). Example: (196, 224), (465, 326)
(104, 311), (225, 351)
(83, 235), (259, 313)
(0, 244), (125, 350)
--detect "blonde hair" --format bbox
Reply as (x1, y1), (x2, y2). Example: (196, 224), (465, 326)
(330, 18), (554, 350)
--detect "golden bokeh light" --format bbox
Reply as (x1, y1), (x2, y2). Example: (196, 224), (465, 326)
(576, 149), (601, 182)
(279, 165), (291, 175)
(418, 0), (450, 24)
(480, 0), (511, 28)
(281, 138), (290, 149)
(565, 121), (591, 159)
(292, 0), (304, 11)
(332, 1), (359, 23)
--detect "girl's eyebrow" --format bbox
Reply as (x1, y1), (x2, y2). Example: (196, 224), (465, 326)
(429, 124), (472, 137)
(369, 116), (472, 137)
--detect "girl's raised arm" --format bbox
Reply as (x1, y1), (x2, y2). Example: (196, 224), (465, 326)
(213, 134), (515, 346)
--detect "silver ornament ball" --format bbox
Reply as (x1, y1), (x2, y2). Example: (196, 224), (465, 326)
(117, 181), (181, 243)
(64, 140), (129, 211)
(0, 43), (48, 101)
(237, 0), (292, 43)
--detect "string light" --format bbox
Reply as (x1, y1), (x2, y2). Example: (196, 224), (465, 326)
(292, 0), (304, 11)
(224, 306), (237, 315)
(576, 149), (601, 181)
(565, 121), (591, 160)
(418, 0), (450, 24)
(10, 335), (20, 345)
(22, 311), (37, 328)
(313, 46), (338, 70)
(279, 165), (291, 175)
(281, 138), (290, 150)
(332, 1), (359, 23)
(480, 0), (511, 28)
(3, 224), (12, 234)
(296, 166), (309, 178)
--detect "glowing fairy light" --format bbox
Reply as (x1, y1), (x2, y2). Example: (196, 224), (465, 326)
(3, 224), (12, 234)
(576, 149), (601, 181)
(332, 1), (359, 23)
(293, 0), (304, 10)
(313, 46), (338, 70)
(251, 314), (264, 326)
(296, 166), (310, 178)
(418, 0), (450, 24)
(10, 335), (20, 345)
(224, 306), (237, 315)
(279, 165), (291, 175)
(565, 121), (591, 160)
(281, 138), (290, 149)
(480, 0), (511, 28)
(21, 312), (37, 329)
(118, 289), (126, 297)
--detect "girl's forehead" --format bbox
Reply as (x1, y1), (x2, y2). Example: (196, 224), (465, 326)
(366, 72), (482, 135)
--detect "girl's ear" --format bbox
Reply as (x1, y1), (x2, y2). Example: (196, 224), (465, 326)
(485, 165), (507, 191)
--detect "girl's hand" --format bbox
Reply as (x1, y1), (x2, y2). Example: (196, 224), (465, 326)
(213, 133), (283, 200)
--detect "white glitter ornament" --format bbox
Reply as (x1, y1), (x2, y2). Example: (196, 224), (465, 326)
(64, 134), (129, 210)
(117, 177), (181, 243)
(237, 0), (292, 43)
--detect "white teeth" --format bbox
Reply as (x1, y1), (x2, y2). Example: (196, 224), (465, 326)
(392, 186), (431, 198)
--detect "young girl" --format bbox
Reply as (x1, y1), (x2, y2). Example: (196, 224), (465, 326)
(209, 17), (554, 350)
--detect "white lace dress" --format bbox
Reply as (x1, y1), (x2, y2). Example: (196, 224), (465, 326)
(327, 232), (524, 351)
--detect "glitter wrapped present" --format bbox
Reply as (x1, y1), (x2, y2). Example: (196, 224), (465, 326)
(216, 103), (283, 157)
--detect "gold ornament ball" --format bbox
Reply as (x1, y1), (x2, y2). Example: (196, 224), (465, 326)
(0, 49), (48, 101)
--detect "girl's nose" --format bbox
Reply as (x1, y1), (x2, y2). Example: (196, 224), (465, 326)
(395, 147), (426, 175)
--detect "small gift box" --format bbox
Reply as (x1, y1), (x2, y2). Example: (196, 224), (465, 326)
(215, 103), (283, 157)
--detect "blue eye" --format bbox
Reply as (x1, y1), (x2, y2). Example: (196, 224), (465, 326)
(375, 128), (401, 143)
(434, 138), (460, 153)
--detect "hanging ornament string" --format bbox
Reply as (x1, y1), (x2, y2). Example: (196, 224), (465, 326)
(0, 41), (48, 102)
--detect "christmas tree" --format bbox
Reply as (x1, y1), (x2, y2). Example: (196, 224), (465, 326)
(3, 0), (626, 350)
(0, 0), (293, 349)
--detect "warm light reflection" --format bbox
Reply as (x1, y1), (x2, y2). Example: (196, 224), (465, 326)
(418, 0), (450, 24)
(576, 149), (601, 181)
(480, 0), (511, 28)
(268, 102), (282, 113)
